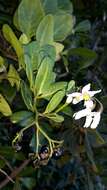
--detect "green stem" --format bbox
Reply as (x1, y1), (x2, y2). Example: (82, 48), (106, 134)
(35, 118), (53, 157)
(12, 122), (35, 146)
(21, 122), (35, 133)
(35, 118), (63, 157)
(55, 102), (68, 113)
(35, 120), (51, 142)
(51, 139), (63, 144)
(36, 127), (39, 155)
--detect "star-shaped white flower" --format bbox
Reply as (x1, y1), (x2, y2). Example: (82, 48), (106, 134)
(66, 83), (101, 109)
(73, 108), (101, 129)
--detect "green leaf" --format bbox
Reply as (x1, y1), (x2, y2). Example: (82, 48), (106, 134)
(0, 94), (12, 116)
(24, 54), (34, 89)
(40, 81), (67, 98)
(0, 83), (16, 103)
(2, 24), (23, 60)
(44, 90), (65, 113)
(35, 56), (55, 95)
(19, 115), (34, 127)
(75, 20), (91, 32)
(19, 166), (34, 177)
(0, 56), (6, 73)
(19, 33), (31, 44)
(41, 0), (73, 14)
(53, 12), (74, 41)
(39, 44), (56, 62)
(68, 47), (97, 70)
(10, 111), (33, 124)
(34, 45), (56, 96)
(13, 9), (20, 30)
(14, 0), (45, 38)
(53, 42), (64, 61)
(21, 81), (33, 111)
(67, 80), (75, 93)
(0, 159), (6, 169)
(68, 47), (97, 58)
(0, 146), (25, 160)
(36, 14), (54, 46)
(7, 65), (20, 90)
(61, 105), (73, 117)
(11, 110), (35, 127)
(57, 0), (73, 14)
(23, 41), (40, 71)
(0, 56), (4, 67)
(45, 113), (64, 123)
(41, 0), (58, 14)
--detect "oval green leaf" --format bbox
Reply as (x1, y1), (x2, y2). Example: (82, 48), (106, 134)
(10, 111), (33, 124)
(8, 65), (20, 90)
(40, 81), (67, 98)
(21, 81), (33, 111)
(2, 24), (23, 60)
(44, 90), (65, 113)
(0, 94), (12, 116)
(45, 113), (64, 123)
(54, 12), (74, 41)
(14, 0), (45, 38)
(36, 14), (54, 46)
(35, 57), (54, 95)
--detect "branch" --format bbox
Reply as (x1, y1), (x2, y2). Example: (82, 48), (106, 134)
(0, 159), (30, 189)
(0, 155), (13, 172)
(0, 169), (14, 184)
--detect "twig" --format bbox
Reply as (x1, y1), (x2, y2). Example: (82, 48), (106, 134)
(0, 169), (14, 184)
(0, 155), (13, 172)
(0, 159), (30, 189)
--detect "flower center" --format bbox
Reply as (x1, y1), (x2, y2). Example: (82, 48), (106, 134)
(83, 92), (90, 101)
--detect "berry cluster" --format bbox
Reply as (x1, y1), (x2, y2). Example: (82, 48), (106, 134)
(29, 145), (63, 168)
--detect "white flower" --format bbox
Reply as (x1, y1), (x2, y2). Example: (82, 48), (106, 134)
(66, 83), (101, 108)
(84, 112), (101, 129)
(73, 108), (91, 120)
(67, 83), (102, 129)
(73, 109), (101, 129)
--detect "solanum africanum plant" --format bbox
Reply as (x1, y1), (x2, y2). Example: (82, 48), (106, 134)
(0, 0), (106, 189)
(0, 0), (76, 163)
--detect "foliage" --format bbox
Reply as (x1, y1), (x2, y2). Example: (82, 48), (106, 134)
(0, 0), (107, 189)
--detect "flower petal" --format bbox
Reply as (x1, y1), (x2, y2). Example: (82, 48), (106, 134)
(73, 108), (91, 120)
(72, 96), (83, 104)
(66, 92), (82, 104)
(88, 90), (101, 97)
(84, 100), (94, 109)
(83, 115), (93, 128)
(66, 95), (73, 104)
(68, 92), (81, 97)
(90, 112), (101, 129)
(82, 83), (91, 93)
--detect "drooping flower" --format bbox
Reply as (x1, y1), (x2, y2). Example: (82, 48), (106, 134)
(66, 83), (101, 107)
(73, 96), (103, 129)
(73, 108), (91, 120)
(73, 109), (101, 129)
(67, 83), (102, 129)
(83, 112), (101, 129)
